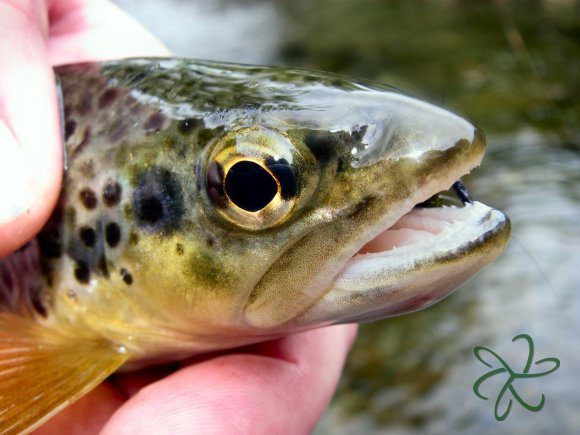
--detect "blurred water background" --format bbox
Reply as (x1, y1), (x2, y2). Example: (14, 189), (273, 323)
(113, 1), (580, 433)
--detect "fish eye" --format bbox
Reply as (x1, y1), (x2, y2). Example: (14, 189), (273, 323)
(204, 127), (307, 230)
(224, 160), (278, 212)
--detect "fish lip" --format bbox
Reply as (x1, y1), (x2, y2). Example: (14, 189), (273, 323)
(295, 200), (510, 325)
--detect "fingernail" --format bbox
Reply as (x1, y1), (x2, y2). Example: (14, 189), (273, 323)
(0, 121), (37, 223)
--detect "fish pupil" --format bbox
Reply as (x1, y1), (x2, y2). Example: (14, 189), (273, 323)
(224, 161), (278, 212)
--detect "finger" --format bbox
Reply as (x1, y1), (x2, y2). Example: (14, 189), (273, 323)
(47, 0), (170, 65)
(0, 0), (62, 256)
(101, 325), (358, 435)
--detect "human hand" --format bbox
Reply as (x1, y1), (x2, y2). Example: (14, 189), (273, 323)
(0, 1), (358, 433)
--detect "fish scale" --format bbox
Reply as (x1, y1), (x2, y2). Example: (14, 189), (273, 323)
(0, 58), (509, 433)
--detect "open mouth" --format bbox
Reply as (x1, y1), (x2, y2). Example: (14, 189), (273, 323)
(359, 179), (476, 255)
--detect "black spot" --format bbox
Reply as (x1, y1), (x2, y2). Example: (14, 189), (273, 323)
(105, 222), (121, 248)
(79, 226), (96, 248)
(79, 188), (97, 210)
(304, 131), (340, 164)
(135, 197), (163, 225)
(224, 161), (278, 212)
(74, 261), (90, 283)
(144, 112), (165, 133)
(175, 243), (184, 255)
(98, 88), (119, 109)
(133, 168), (184, 232)
(206, 237), (215, 247)
(103, 180), (122, 207)
(266, 158), (297, 200)
(120, 268), (133, 285)
(37, 229), (62, 258)
(178, 118), (202, 134)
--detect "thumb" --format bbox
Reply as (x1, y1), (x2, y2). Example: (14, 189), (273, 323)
(0, 1), (62, 256)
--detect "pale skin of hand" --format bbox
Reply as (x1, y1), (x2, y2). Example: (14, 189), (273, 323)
(0, 1), (358, 433)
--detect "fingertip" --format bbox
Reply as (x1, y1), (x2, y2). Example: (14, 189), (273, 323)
(0, 1), (63, 256)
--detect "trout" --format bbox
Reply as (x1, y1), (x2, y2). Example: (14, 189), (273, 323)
(0, 59), (510, 433)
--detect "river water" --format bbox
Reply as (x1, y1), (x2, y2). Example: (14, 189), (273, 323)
(114, 1), (580, 433)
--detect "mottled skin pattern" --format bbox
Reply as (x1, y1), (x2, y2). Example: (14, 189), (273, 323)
(0, 59), (495, 366)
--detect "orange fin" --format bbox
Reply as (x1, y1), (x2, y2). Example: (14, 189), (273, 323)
(0, 314), (130, 434)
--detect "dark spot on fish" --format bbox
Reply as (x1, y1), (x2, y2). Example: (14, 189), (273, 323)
(206, 237), (215, 247)
(176, 243), (184, 255)
(98, 88), (119, 109)
(103, 180), (122, 207)
(144, 112), (165, 133)
(135, 197), (163, 225)
(266, 158), (297, 200)
(304, 131), (340, 164)
(64, 119), (76, 141)
(98, 254), (109, 278)
(37, 229), (62, 258)
(79, 226), (96, 248)
(178, 118), (201, 134)
(74, 261), (90, 283)
(120, 268), (133, 285)
(105, 222), (121, 248)
(79, 187), (97, 210)
(133, 168), (184, 232)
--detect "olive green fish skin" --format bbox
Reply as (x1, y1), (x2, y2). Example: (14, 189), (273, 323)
(1, 58), (504, 365)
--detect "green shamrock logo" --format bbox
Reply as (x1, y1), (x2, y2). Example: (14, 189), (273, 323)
(473, 333), (560, 421)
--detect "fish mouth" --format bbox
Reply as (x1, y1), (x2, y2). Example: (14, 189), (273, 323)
(358, 179), (477, 255)
(296, 179), (511, 325)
